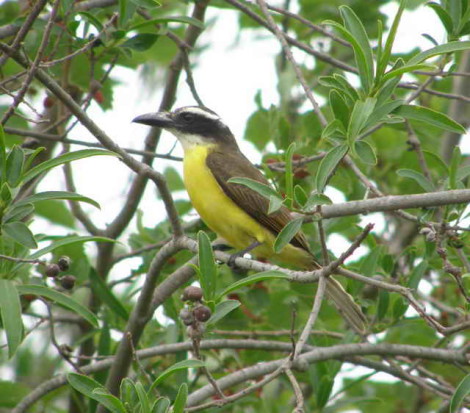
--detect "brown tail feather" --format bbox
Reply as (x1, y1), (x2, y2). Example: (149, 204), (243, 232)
(324, 277), (367, 334)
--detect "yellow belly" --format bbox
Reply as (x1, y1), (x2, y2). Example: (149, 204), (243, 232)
(183, 145), (313, 268)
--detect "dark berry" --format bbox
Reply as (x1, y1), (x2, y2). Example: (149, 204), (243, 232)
(57, 256), (71, 271)
(179, 308), (194, 326)
(60, 275), (76, 290)
(193, 305), (212, 322)
(45, 264), (60, 278)
(182, 286), (203, 302)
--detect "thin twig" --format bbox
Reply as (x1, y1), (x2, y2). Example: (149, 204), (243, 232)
(256, 0), (327, 127)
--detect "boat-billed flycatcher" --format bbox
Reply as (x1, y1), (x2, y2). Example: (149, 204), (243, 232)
(133, 106), (366, 333)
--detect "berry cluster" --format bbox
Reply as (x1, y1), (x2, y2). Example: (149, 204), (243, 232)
(44, 256), (76, 290)
(179, 286), (212, 339)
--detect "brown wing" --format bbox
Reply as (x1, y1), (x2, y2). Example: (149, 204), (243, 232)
(206, 149), (310, 252)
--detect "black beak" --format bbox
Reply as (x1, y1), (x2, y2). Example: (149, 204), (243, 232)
(132, 112), (173, 128)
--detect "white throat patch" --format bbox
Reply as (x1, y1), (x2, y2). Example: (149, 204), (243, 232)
(169, 129), (208, 151)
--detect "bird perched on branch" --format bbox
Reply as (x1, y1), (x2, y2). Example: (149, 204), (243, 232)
(133, 106), (366, 333)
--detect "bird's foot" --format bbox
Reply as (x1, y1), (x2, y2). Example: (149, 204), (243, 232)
(227, 241), (262, 269)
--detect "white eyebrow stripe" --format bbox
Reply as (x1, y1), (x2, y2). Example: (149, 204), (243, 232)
(177, 106), (221, 121)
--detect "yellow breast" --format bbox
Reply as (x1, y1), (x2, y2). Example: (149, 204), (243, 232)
(182, 144), (313, 267)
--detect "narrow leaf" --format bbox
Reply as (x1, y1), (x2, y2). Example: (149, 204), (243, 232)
(426, 3), (454, 34)
(0, 124), (6, 183)
(150, 360), (205, 391)
(121, 33), (159, 51)
(397, 169), (435, 192)
(15, 191), (100, 209)
(3, 222), (37, 249)
(377, 0), (407, 81)
(354, 141), (377, 165)
(340, 6), (374, 91)
(0, 280), (23, 358)
(316, 144), (349, 193)
(135, 382), (150, 413)
(273, 218), (304, 254)
(129, 16), (205, 31)
(67, 373), (126, 413)
(207, 299), (241, 325)
(268, 195), (283, 215)
(450, 373), (470, 413)
(216, 270), (288, 300)
(151, 398), (171, 413)
(228, 177), (280, 200)
(6, 146), (24, 188)
(394, 105), (466, 133)
(89, 268), (129, 320)
(172, 383), (188, 413)
(197, 231), (217, 301)
(285, 143), (296, 208)
(408, 40), (470, 66)
(22, 149), (118, 185)
(348, 98), (376, 145)
(17, 285), (99, 327)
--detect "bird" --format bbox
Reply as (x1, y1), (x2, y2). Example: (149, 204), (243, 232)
(133, 106), (366, 333)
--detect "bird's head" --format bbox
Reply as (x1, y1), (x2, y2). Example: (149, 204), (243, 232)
(132, 106), (238, 151)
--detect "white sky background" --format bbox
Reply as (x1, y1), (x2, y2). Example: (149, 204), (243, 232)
(21, 1), (469, 409)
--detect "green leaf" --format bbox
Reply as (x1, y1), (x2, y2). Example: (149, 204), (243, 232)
(14, 191), (100, 209)
(377, 290), (389, 320)
(324, 20), (373, 92)
(408, 260), (427, 290)
(0, 123), (7, 183)
(268, 195), (283, 215)
(22, 149), (118, 185)
(129, 0), (161, 9)
(397, 169), (434, 192)
(0, 280), (23, 358)
(393, 105), (466, 133)
(285, 143), (295, 208)
(135, 382), (151, 413)
(304, 193), (332, 211)
(347, 98), (376, 146)
(207, 299), (241, 325)
(273, 217), (303, 254)
(426, 3), (454, 34)
(381, 63), (435, 82)
(3, 204), (34, 223)
(129, 16), (205, 31)
(316, 144), (349, 193)
(121, 33), (159, 51)
(67, 373), (126, 413)
(450, 373), (470, 413)
(78, 12), (104, 31)
(89, 268), (129, 321)
(216, 270), (288, 301)
(354, 141), (377, 165)
(408, 40), (470, 65)
(339, 6), (374, 91)
(3, 221), (37, 249)
(17, 285), (99, 327)
(293, 185), (308, 207)
(0, 381), (30, 408)
(197, 231), (217, 302)
(329, 90), (350, 128)
(151, 398), (171, 413)
(150, 360), (205, 391)
(26, 235), (115, 261)
(5, 145), (24, 187)
(321, 119), (345, 140)
(228, 177), (280, 200)
(377, 0), (407, 82)
(172, 383), (188, 413)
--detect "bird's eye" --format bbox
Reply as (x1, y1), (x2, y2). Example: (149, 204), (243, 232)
(180, 113), (195, 123)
